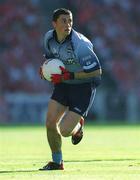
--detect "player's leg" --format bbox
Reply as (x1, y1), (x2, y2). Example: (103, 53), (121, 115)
(59, 111), (82, 137)
(59, 83), (96, 144)
(39, 83), (68, 170)
(39, 99), (67, 170)
(46, 99), (66, 152)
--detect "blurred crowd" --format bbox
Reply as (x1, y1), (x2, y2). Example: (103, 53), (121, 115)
(0, 0), (50, 94)
(0, 0), (140, 94)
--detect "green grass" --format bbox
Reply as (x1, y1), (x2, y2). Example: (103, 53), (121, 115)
(0, 124), (140, 180)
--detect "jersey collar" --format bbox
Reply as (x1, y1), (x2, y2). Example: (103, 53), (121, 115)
(53, 30), (72, 43)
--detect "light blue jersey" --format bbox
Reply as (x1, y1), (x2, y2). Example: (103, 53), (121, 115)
(44, 29), (101, 84)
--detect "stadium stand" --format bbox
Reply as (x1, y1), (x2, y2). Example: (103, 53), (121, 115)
(0, 0), (140, 123)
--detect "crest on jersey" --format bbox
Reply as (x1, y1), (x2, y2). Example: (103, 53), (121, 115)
(65, 58), (77, 65)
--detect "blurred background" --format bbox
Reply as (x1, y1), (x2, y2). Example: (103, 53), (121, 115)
(0, 0), (140, 125)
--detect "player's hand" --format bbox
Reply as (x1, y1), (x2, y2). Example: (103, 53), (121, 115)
(51, 66), (74, 84)
(39, 66), (46, 80)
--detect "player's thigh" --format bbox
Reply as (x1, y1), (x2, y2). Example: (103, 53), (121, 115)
(59, 111), (81, 136)
(46, 99), (67, 128)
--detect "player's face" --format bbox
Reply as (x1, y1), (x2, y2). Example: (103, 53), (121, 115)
(53, 14), (73, 39)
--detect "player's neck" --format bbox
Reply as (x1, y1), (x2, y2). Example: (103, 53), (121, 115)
(57, 34), (67, 43)
(54, 31), (67, 43)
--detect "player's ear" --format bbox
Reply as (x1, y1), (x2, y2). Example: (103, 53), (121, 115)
(52, 21), (56, 28)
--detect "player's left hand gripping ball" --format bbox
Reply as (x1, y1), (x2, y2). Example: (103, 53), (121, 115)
(51, 66), (74, 84)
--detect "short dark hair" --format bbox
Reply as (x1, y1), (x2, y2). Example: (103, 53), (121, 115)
(52, 8), (72, 22)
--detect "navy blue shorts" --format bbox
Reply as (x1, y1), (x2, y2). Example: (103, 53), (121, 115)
(51, 83), (96, 117)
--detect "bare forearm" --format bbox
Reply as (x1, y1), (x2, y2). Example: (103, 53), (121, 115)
(74, 69), (102, 79)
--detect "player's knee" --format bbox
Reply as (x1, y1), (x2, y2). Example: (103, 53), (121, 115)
(46, 118), (56, 130)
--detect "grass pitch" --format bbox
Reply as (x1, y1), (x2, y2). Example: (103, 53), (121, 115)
(0, 123), (140, 180)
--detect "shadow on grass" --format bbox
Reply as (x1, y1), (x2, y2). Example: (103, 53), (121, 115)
(65, 158), (139, 163)
(0, 170), (39, 174)
(0, 159), (139, 174)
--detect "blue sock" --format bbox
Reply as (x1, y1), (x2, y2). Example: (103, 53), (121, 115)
(52, 152), (62, 164)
